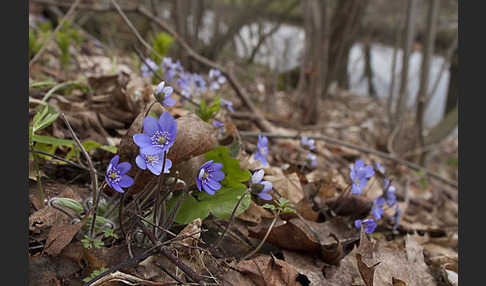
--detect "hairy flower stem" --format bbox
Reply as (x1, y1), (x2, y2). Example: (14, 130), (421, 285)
(89, 182), (106, 238)
(242, 210), (280, 260)
(154, 151), (168, 239)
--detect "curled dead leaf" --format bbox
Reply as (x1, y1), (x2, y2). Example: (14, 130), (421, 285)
(44, 216), (88, 256)
(222, 255), (299, 286)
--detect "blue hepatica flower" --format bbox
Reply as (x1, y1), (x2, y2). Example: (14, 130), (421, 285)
(141, 58), (158, 77)
(193, 74), (207, 94)
(220, 98), (234, 112)
(177, 72), (191, 96)
(350, 160), (375, 194)
(105, 155), (134, 193)
(383, 179), (397, 206)
(301, 136), (315, 150)
(251, 169), (273, 200)
(197, 160), (225, 195)
(155, 81), (176, 107)
(209, 69), (227, 91)
(212, 120), (224, 134)
(133, 112), (177, 155)
(306, 152), (317, 167)
(254, 135), (269, 167)
(371, 196), (385, 220)
(354, 218), (377, 234)
(135, 153), (172, 176)
(162, 57), (178, 82)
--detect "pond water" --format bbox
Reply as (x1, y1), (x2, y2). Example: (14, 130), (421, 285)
(235, 23), (451, 128)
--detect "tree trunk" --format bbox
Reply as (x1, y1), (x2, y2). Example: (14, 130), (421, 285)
(363, 41), (377, 98)
(299, 0), (329, 125)
(326, 0), (369, 94)
(394, 0), (418, 124)
(174, 0), (190, 67)
(415, 0), (440, 164)
(444, 48), (458, 116)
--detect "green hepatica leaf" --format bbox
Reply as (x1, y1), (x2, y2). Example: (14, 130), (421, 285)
(197, 186), (250, 219)
(168, 146), (252, 224)
(167, 194), (210, 225)
(205, 146), (251, 187)
(168, 186), (250, 225)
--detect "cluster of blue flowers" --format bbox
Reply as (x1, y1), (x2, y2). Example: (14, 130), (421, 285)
(301, 136), (317, 167)
(104, 83), (179, 192)
(105, 105), (226, 196)
(349, 160), (401, 234)
(141, 57), (234, 113)
(105, 115), (177, 193)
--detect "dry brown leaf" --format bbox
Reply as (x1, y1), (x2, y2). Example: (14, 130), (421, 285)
(44, 216), (88, 256)
(282, 250), (326, 286)
(264, 168), (304, 204)
(222, 255), (299, 286)
(392, 277), (408, 286)
(29, 206), (71, 236)
(167, 113), (219, 164)
(238, 201), (274, 224)
(356, 253), (380, 286)
(323, 233), (436, 286)
(248, 217), (358, 264)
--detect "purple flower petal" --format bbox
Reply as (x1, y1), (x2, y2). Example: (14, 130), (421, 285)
(143, 116), (160, 135)
(141, 145), (161, 155)
(351, 184), (362, 194)
(119, 175), (134, 188)
(147, 161), (162, 175)
(258, 192), (272, 200)
(163, 97), (177, 107)
(261, 181), (273, 192)
(133, 134), (151, 148)
(112, 183), (124, 193)
(252, 170), (264, 184)
(206, 180), (221, 191)
(135, 154), (147, 170)
(117, 162), (131, 174)
(110, 155), (120, 167)
(211, 162), (223, 171)
(211, 170), (225, 181)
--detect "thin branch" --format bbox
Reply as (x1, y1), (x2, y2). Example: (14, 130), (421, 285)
(30, 150), (90, 171)
(238, 131), (457, 188)
(242, 210), (280, 260)
(60, 113), (99, 237)
(210, 189), (250, 251)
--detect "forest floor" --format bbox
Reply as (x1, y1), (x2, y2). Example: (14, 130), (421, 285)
(28, 11), (458, 286)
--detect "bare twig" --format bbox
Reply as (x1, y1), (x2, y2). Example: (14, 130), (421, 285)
(210, 189), (250, 251)
(60, 113), (100, 237)
(239, 131), (458, 188)
(242, 210), (280, 260)
(30, 149), (90, 171)
(159, 247), (204, 284)
(29, 0), (82, 68)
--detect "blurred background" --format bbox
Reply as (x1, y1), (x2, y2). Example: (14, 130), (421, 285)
(29, 0), (458, 168)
